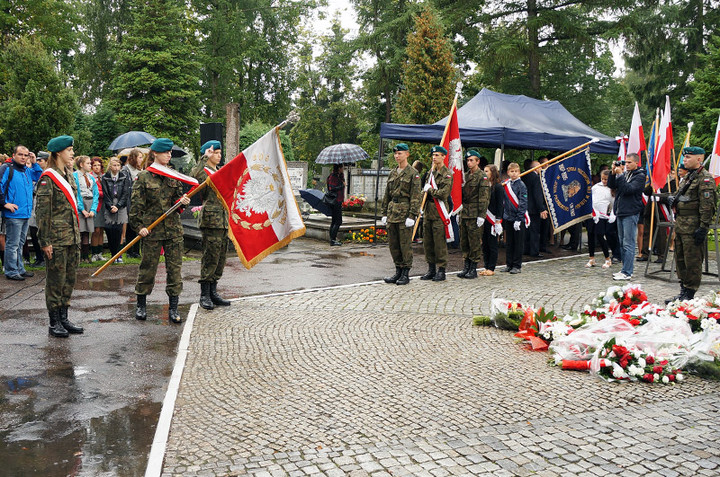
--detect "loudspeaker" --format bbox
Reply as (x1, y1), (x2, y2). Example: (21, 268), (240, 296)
(200, 122), (223, 145)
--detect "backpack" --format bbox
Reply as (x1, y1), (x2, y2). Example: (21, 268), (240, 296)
(0, 162), (14, 198)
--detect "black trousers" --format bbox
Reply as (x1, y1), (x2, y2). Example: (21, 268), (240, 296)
(524, 213), (541, 256)
(503, 221), (525, 269)
(482, 223), (499, 271)
(329, 202), (343, 241)
(105, 224), (123, 256)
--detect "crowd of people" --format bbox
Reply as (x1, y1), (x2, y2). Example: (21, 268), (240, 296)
(1, 136), (232, 337)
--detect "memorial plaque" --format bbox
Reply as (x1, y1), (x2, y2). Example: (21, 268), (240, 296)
(286, 161), (308, 192)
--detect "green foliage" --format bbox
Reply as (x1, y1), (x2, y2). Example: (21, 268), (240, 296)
(0, 0), (77, 55)
(73, 104), (125, 156)
(237, 121), (294, 162)
(394, 6), (457, 126)
(687, 35), (720, 152)
(107, 0), (201, 150)
(0, 37), (78, 153)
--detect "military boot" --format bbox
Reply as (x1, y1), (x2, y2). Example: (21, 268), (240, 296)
(433, 267), (446, 281)
(59, 306), (84, 334)
(457, 259), (471, 278)
(199, 282), (215, 310)
(684, 288), (696, 300)
(396, 268), (410, 286)
(464, 262), (478, 279)
(420, 263), (436, 280)
(135, 294), (147, 320)
(210, 282), (231, 306)
(665, 286), (688, 305)
(48, 309), (69, 338)
(169, 296), (182, 323)
(384, 267), (402, 284)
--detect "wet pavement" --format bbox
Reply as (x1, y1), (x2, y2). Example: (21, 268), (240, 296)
(3, 237), (572, 476)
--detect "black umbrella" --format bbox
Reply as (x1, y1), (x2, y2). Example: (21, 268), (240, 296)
(299, 189), (332, 216)
(171, 145), (188, 157)
(108, 131), (156, 151)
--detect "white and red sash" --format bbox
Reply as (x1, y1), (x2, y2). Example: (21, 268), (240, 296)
(485, 209), (502, 236)
(428, 172), (454, 242)
(146, 163), (199, 187)
(40, 168), (79, 223)
(641, 193), (649, 206)
(503, 180), (531, 227)
(203, 166), (216, 176)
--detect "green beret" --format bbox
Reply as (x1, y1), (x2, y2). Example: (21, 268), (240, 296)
(431, 146), (447, 155)
(683, 146), (705, 156)
(393, 143), (409, 152)
(200, 140), (221, 155)
(150, 138), (174, 152)
(47, 135), (74, 153)
(465, 149), (481, 159)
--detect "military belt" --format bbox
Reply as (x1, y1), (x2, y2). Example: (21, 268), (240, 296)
(676, 209), (699, 217)
(392, 197), (409, 203)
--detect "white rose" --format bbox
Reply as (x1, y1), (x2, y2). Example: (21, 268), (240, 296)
(676, 373), (684, 382)
(662, 375), (670, 384)
(637, 358), (646, 368)
(654, 373), (660, 381)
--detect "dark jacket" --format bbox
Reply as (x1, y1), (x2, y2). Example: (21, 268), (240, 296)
(608, 168), (646, 217)
(502, 178), (528, 222)
(521, 171), (547, 215)
(326, 172), (345, 204)
(487, 183), (505, 222)
(101, 169), (131, 212)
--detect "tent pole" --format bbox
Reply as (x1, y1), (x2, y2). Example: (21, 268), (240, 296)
(374, 137), (384, 244)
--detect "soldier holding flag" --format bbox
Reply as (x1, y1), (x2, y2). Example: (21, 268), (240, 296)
(457, 150), (490, 279)
(420, 146), (453, 282)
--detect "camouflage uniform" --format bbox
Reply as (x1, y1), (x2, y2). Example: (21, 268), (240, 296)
(674, 167), (717, 292)
(460, 168), (490, 262)
(191, 163), (229, 283)
(422, 165), (453, 267)
(381, 165), (421, 268)
(36, 167), (81, 311)
(129, 168), (185, 297)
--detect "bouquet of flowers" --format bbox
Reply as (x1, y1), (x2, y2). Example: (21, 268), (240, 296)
(347, 226), (386, 243)
(191, 205), (203, 219)
(342, 195), (365, 210)
(473, 297), (529, 330)
(593, 338), (684, 384)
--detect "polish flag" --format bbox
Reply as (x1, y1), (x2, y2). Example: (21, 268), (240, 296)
(626, 102), (647, 163)
(208, 127), (305, 269)
(708, 114), (720, 185)
(652, 96), (673, 190)
(440, 96), (464, 215)
(616, 135), (628, 164)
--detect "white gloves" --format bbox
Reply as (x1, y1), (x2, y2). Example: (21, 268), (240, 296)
(405, 218), (415, 228)
(513, 221), (521, 231)
(476, 217), (485, 228)
(380, 216), (387, 226)
(608, 212), (616, 224)
(593, 215), (600, 224)
(423, 183), (432, 192)
(493, 223), (503, 236)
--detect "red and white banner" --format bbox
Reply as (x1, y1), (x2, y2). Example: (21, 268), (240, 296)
(652, 96), (673, 190)
(616, 135), (627, 164)
(709, 114), (720, 185)
(428, 172), (454, 242)
(40, 168), (79, 223)
(627, 102), (647, 162)
(208, 127), (305, 269)
(440, 96), (464, 215)
(146, 163), (199, 187)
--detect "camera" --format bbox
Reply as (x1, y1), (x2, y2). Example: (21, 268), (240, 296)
(613, 160), (625, 168)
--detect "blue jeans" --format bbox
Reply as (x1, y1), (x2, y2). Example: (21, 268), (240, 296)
(4, 217), (29, 277)
(616, 214), (639, 276)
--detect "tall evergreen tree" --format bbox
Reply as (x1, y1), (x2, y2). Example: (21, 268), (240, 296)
(107, 0), (201, 148)
(686, 35), (720, 152)
(0, 36), (78, 153)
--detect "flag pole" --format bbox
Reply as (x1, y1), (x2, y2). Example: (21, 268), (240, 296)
(91, 180), (209, 277)
(520, 138), (599, 178)
(412, 93), (458, 241)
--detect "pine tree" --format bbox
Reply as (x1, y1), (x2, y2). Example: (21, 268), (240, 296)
(107, 0), (201, 149)
(686, 35), (720, 152)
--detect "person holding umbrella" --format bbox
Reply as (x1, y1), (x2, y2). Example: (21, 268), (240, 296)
(327, 164), (346, 246)
(381, 143), (421, 285)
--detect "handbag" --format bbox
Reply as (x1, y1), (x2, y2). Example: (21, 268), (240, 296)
(322, 190), (337, 206)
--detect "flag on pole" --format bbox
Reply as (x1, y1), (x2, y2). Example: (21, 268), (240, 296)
(709, 114), (720, 185)
(616, 135), (628, 164)
(207, 127), (305, 269)
(539, 147), (593, 232)
(440, 95), (464, 215)
(676, 122), (693, 169)
(627, 102), (647, 164)
(652, 96), (673, 190)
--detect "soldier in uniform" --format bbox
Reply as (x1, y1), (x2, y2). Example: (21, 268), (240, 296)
(381, 143), (421, 286)
(666, 146), (717, 302)
(420, 146), (453, 281)
(129, 138), (191, 323)
(36, 135), (84, 337)
(457, 150), (490, 279)
(191, 140), (231, 310)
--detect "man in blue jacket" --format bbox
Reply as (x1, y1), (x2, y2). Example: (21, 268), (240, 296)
(607, 152), (646, 280)
(0, 145), (43, 280)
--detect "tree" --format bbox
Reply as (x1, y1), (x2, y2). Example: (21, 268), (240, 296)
(394, 6), (457, 126)
(107, 0), (201, 149)
(686, 35), (720, 152)
(238, 121), (294, 162)
(0, 37), (78, 153)
(73, 104), (125, 156)
(0, 0), (77, 55)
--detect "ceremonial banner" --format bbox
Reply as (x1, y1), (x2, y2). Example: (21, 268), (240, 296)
(709, 114), (720, 185)
(208, 127), (305, 269)
(440, 97), (464, 215)
(540, 148), (593, 233)
(652, 96), (673, 190)
(627, 102), (647, 161)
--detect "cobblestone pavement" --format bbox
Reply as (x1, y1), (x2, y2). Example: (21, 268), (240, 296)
(162, 256), (720, 476)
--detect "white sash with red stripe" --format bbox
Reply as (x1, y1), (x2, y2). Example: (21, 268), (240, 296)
(147, 163), (199, 186)
(428, 172), (454, 242)
(41, 168), (79, 223)
(503, 180), (531, 227)
(485, 210), (502, 236)
(203, 166), (216, 176)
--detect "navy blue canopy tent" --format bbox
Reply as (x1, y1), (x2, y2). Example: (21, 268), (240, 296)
(379, 88), (619, 155)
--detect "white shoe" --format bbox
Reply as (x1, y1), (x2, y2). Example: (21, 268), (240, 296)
(585, 258), (595, 268)
(613, 272), (631, 281)
(602, 259), (612, 269)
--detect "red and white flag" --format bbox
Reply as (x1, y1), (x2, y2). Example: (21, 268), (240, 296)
(709, 114), (720, 185)
(146, 163), (199, 187)
(616, 135), (628, 164)
(208, 127), (305, 269)
(626, 102), (647, 163)
(652, 96), (673, 190)
(440, 96), (464, 215)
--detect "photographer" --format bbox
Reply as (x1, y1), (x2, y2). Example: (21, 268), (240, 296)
(607, 153), (646, 280)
